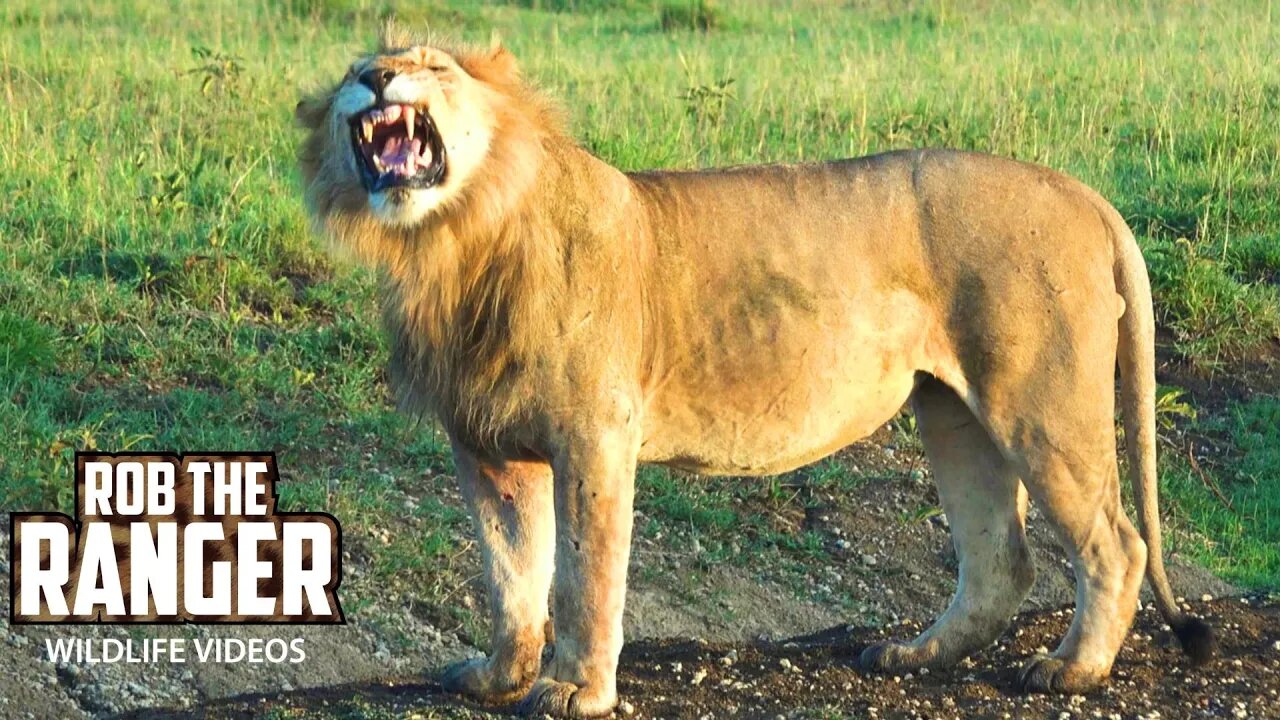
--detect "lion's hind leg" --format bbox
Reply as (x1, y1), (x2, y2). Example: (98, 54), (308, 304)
(862, 377), (1035, 672)
(1011, 444), (1147, 693)
(961, 356), (1147, 693)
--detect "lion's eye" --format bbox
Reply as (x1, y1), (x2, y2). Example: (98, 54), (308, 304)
(427, 65), (448, 72)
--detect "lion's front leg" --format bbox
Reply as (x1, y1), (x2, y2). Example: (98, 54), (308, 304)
(517, 425), (638, 719)
(441, 446), (555, 706)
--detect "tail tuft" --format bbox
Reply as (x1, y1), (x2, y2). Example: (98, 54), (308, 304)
(1173, 616), (1217, 665)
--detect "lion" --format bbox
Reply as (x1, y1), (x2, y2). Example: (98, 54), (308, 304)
(296, 30), (1215, 718)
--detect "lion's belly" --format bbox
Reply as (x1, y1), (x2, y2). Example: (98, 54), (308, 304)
(637, 289), (933, 476)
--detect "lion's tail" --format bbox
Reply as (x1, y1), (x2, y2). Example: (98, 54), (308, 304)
(1108, 204), (1216, 665)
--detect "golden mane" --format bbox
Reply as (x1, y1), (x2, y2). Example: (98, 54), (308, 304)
(295, 30), (572, 450)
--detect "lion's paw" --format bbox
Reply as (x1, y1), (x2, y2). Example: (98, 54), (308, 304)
(859, 640), (937, 672)
(1018, 655), (1105, 694)
(515, 678), (615, 718)
(440, 657), (534, 706)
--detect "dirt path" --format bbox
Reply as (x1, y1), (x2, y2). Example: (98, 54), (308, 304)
(124, 597), (1279, 720)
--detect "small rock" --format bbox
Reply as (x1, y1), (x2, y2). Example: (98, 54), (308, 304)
(779, 658), (792, 671)
(618, 700), (635, 715)
(860, 554), (878, 566)
(126, 682), (151, 698)
(719, 650), (737, 667)
(691, 668), (707, 686)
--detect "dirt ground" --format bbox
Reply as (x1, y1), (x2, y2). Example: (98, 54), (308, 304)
(124, 597), (1280, 720)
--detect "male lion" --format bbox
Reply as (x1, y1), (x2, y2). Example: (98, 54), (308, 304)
(297, 31), (1214, 718)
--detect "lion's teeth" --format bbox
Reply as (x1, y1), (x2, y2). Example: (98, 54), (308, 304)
(362, 120), (373, 142)
(403, 106), (415, 140)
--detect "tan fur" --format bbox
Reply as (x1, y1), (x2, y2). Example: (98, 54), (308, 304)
(298, 36), (1211, 717)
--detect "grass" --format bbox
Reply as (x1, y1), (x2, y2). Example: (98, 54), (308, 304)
(1162, 396), (1280, 589)
(0, 0), (1277, 633)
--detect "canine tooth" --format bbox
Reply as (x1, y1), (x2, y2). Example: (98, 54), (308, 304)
(362, 120), (373, 142)
(404, 106), (415, 140)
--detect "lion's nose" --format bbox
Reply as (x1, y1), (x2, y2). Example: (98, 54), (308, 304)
(358, 68), (397, 98)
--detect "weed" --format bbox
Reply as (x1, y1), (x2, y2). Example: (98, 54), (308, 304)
(1154, 385), (1198, 432)
(185, 46), (243, 96)
(678, 76), (736, 123)
(0, 312), (58, 374)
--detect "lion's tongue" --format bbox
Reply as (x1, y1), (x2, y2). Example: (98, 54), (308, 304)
(378, 136), (428, 176)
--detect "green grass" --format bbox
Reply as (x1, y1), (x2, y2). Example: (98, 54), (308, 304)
(1162, 396), (1280, 588)
(0, 0), (1277, 615)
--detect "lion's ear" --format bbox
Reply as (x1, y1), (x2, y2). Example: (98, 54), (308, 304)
(488, 42), (518, 78)
(463, 36), (519, 85)
(295, 95), (332, 129)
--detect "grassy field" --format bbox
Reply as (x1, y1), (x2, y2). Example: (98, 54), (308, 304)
(1, 0), (1277, 629)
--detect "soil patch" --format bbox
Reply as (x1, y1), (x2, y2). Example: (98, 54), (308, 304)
(123, 597), (1280, 719)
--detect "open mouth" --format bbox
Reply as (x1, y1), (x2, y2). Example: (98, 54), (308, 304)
(349, 104), (446, 193)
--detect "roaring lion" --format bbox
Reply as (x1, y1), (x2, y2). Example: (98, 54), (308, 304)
(296, 30), (1215, 718)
